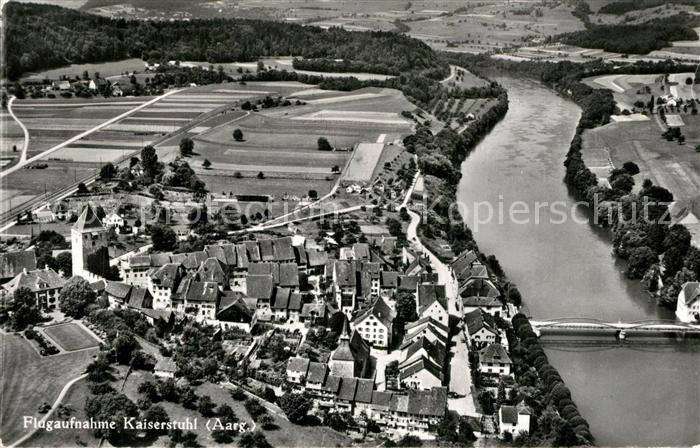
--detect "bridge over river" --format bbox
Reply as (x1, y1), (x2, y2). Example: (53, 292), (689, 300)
(530, 318), (700, 339)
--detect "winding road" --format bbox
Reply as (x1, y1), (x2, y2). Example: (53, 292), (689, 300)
(7, 374), (88, 448)
(6, 95), (30, 164)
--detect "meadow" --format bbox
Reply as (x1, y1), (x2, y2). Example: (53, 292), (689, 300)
(0, 331), (98, 445)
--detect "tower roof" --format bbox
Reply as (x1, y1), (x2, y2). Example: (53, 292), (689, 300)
(73, 206), (104, 232)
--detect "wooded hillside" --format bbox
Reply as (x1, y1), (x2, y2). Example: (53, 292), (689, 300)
(4, 2), (445, 79)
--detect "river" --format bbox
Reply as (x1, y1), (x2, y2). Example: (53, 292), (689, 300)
(456, 77), (700, 446)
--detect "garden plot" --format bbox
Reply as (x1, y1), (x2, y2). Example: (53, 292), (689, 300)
(42, 322), (101, 352)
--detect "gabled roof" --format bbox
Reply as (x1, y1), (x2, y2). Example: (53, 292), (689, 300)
(500, 406), (518, 425)
(217, 295), (254, 322)
(273, 237), (295, 261)
(73, 206), (104, 232)
(105, 281), (132, 299)
(399, 357), (444, 382)
(259, 239), (275, 261)
(197, 257), (228, 284)
(460, 278), (499, 298)
(464, 308), (498, 336)
(295, 246), (308, 266)
(404, 316), (449, 335)
(246, 274), (274, 299)
(272, 287), (291, 310)
(462, 296), (502, 308)
(301, 303), (326, 319)
(402, 336), (446, 367)
(127, 287), (152, 309)
(450, 250), (478, 281)
(244, 241), (261, 262)
(417, 284), (447, 312)
(306, 249), (328, 267)
(480, 343), (512, 365)
(235, 244), (250, 268)
(337, 377), (358, 401)
(334, 260), (356, 287)
(371, 391), (394, 409)
(0, 250), (37, 278)
(279, 263), (299, 287)
(183, 281), (219, 303)
(389, 387), (447, 417)
(322, 375), (342, 393)
(151, 252), (176, 268)
(205, 244), (237, 266)
(681, 282), (700, 306)
(306, 362), (327, 384)
(353, 243), (371, 260)
(352, 296), (395, 329)
(3, 268), (66, 294)
(288, 292), (303, 312)
(129, 254), (152, 268)
(151, 263), (183, 289)
(398, 275), (420, 291)
(355, 378), (374, 403)
(287, 356), (310, 374)
(381, 271), (399, 288)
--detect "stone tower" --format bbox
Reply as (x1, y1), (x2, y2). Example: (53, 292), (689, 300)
(71, 206), (109, 281)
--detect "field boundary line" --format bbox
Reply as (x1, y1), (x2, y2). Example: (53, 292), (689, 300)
(7, 374), (88, 448)
(0, 89), (183, 178)
(7, 96), (30, 164)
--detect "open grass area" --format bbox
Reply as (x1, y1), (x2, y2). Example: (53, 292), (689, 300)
(20, 58), (147, 82)
(115, 369), (352, 448)
(582, 119), (700, 206)
(19, 378), (100, 448)
(0, 331), (98, 445)
(43, 323), (101, 352)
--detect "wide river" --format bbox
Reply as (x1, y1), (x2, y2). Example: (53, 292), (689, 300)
(456, 78), (700, 446)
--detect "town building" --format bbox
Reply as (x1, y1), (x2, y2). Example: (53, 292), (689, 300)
(2, 267), (66, 309)
(498, 402), (532, 438)
(479, 343), (512, 378)
(350, 296), (395, 348)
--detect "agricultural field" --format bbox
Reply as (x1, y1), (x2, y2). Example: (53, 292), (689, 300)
(583, 72), (699, 113)
(188, 84), (414, 220)
(20, 58), (147, 82)
(42, 322), (102, 352)
(0, 331), (98, 446)
(0, 85), (254, 228)
(581, 118), (700, 245)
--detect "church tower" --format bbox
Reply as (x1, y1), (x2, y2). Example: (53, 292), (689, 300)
(71, 206), (109, 281)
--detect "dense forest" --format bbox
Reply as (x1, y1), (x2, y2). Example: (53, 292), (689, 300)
(598, 0), (699, 15)
(559, 13), (699, 54)
(3, 2), (445, 80)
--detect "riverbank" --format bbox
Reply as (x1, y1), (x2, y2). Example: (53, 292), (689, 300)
(450, 75), (699, 447)
(453, 54), (700, 314)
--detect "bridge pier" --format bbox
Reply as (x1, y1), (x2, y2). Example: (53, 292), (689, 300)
(617, 330), (626, 340)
